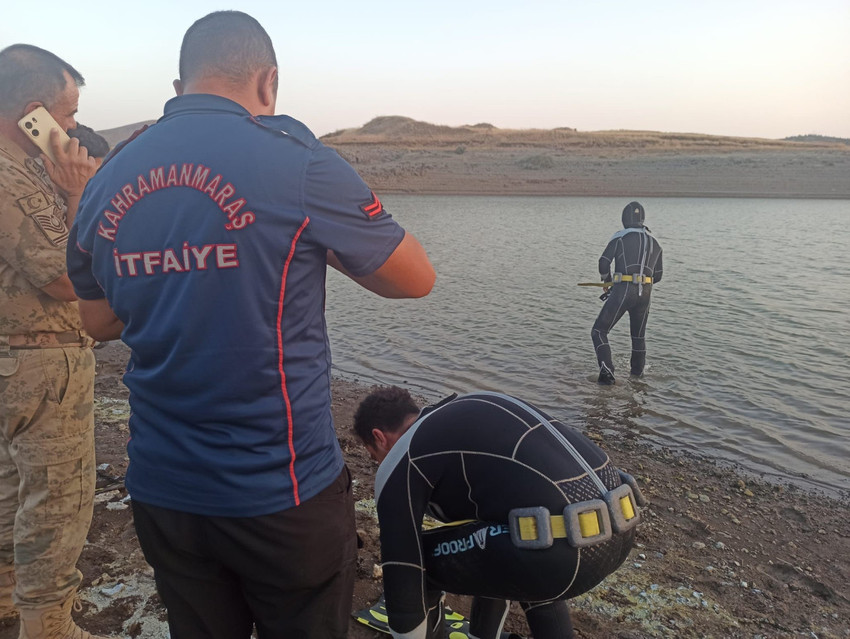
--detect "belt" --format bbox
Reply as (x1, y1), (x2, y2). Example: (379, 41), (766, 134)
(612, 273), (652, 285)
(507, 472), (647, 550)
(0, 330), (96, 351)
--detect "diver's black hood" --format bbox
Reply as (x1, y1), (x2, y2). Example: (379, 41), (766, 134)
(622, 201), (645, 228)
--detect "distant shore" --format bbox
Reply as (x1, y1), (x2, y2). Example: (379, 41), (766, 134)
(327, 146), (850, 200)
(96, 119), (850, 200)
(321, 118), (850, 200)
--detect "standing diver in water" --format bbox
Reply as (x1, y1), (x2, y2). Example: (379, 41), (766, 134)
(591, 201), (663, 385)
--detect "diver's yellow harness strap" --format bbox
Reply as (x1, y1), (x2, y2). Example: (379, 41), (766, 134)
(612, 273), (652, 284)
(577, 274), (653, 287)
(427, 473), (647, 551)
(508, 474), (648, 550)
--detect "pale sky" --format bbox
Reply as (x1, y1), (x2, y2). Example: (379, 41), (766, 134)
(2, 0), (848, 139)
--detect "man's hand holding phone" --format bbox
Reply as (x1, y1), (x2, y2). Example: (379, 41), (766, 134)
(18, 105), (97, 202)
(43, 130), (96, 199)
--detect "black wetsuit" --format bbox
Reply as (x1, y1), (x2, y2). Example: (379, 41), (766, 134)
(591, 226), (663, 379)
(374, 392), (637, 639)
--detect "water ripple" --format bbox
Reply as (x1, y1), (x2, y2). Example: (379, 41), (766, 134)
(327, 195), (850, 495)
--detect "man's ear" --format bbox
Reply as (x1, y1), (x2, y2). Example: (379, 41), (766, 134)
(22, 101), (43, 117)
(257, 66), (277, 111)
(173, 79), (184, 96)
(371, 428), (389, 450)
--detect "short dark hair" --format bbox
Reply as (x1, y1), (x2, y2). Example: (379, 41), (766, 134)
(0, 44), (84, 118)
(179, 11), (277, 86)
(353, 386), (420, 447)
(68, 124), (110, 159)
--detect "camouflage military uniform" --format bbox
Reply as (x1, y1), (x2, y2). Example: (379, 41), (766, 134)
(0, 131), (96, 615)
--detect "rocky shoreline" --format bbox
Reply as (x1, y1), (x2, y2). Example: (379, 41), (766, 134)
(2, 345), (847, 639)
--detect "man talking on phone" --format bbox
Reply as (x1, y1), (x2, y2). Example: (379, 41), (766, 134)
(0, 45), (105, 638)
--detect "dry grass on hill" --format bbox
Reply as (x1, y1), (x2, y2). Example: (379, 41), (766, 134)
(94, 116), (850, 198)
(322, 116), (848, 152)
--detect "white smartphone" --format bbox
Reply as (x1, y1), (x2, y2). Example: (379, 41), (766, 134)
(17, 106), (71, 164)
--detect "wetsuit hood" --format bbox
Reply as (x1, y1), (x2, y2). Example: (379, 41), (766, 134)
(622, 201), (645, 229)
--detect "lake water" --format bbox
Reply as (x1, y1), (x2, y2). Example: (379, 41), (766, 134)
(325, 195), (850, 496)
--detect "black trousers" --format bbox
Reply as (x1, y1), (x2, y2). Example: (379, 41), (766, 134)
(132, 467), (357, 639)
(591, 283), (652, 377)
(419, 521), (634, 639)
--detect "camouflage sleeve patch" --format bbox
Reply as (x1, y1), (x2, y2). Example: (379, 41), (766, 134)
(16, 191), (49, 214)
(17, 191), (68, 247)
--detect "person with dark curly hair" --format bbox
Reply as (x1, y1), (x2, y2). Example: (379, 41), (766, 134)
(67, 124), (109, 161)
(353, 386), (644, 639)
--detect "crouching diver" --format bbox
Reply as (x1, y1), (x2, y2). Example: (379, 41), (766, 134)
(354, 387), (645, 639)
(591, 201), (663, 385)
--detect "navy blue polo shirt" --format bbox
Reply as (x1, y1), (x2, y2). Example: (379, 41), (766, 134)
(68, 94), (405, 516)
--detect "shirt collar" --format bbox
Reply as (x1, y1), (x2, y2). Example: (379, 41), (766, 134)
(0, 129), (32, 166)
(160, 94), (253, 121)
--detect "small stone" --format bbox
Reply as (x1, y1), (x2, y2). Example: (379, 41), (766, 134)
(714, 542), (726, 550)
(638, 553), (646, 560)
(692, 542), (706, 550)
(740, 581), (748, 588)
(817, 529), (826, 535)
(93, 490), (120, 505)
(699, 494), (710, 503)
(743, 489), (754, 497)
(687, 492), (699, 500)
(372, 563), (383, 579)
(101, 582), (125, 596)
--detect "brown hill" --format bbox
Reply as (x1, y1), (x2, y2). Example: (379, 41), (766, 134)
(95, 117), (850, 198)
(321, 117), (850, 198)
(322, 117), (845, 152)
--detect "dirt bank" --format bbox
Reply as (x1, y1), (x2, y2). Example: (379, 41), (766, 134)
(322, 118), (850, 199)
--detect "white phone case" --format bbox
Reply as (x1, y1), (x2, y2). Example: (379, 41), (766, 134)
(17, 106), (70, 164)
